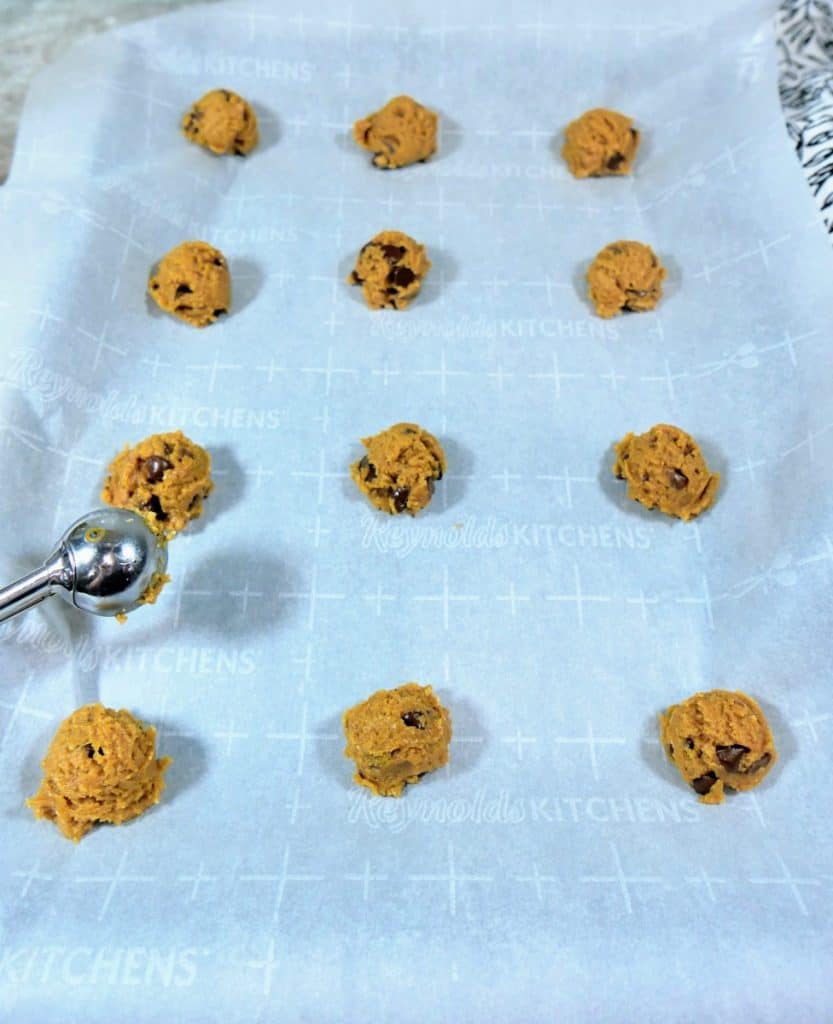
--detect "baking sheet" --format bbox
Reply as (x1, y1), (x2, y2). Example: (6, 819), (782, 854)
(1, 1), (832, 1020)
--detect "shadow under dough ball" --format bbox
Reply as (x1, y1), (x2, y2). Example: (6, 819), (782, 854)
(562, 107), (640, 178)
(612, 423), (719, 520)
(352, 94), (438, 168)
(350, 422), (446, 515)
(343, 683), (452, 796)
(182, 88), (259, 156)
(101, 429), (214, 538)
(659, 690), (777, 804)
(148, 240), (230, 327)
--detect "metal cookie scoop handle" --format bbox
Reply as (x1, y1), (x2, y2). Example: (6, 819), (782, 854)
(0, 509), (168, 623)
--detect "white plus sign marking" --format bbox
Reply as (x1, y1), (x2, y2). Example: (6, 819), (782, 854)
(229, 579), (263, 615)
(413, 567), (479, 631)
(684, 867), (728, 903)
(213, 720), (249, 757)
(738, 791), (767, 828)
(290, 11), (309, 36)
(327, 7), (371, 44)
(291, 448), (349, 506)
(735, 456), (768, 481)
(245, 937), (280, 996)
(239, 844), (325, 923)
(790, 707), (832, 744)
(286, 787), (311, 824)
(336, 64), (352, 89)
(749, 852), (820, 916)
(245, 463), (275, 490)
(12, 859), (54, 898)
(76, 321), (126, 371)
(363, 584), (396, 616)
(1, 419), (44, 455)
(110, 210), (147, 301)
(171, 576), (214, 630)
(600, 365), (627, 391)
(675, 574), (714, 629)
(515, 863), (558, 901)
(276, 565), (345, 631)
(301, 347), (358, 396)
(140, 352), (172, 379)
(581, 841), (662, 914)
(345, 859), (388, 901)
(408, 841), (491, 916)
(797, 535), (833, 570)
(546, 564), (611, 630)
(479, 197), (504, 216)
(521, 275), (569, 307)
(0, 676), (53, 747)
(414, 350), (469, 396)
(267, 701), (339, 776)
(256, 358), (285, 383)
(536, 466), (595, 510)
(322, 310), (344, 336)
(285, 115), (309, 136)
(553, 721), (625, 779)
(29, 303), (63, 333)
(480, 273), (510, 297)
(416, 186), (462, 223)
(178, 862), (218, 902)
(221, 185), (264, 220)
(521, 15), (558, 48)
(488, 366), (514, 389)
(496, 582), (530, 618)
(502, 729), (538, 761)
(307, 515), (331, 547)
(759, 328), (818, 367)
(625, 589), (660, 623)
(371, 360), (401, 386)
(640, 359), (686, 402)
(529, 353), (584, 403)
(491, 468), (521, 492)
(74, 851), (157, 921)
(186, 355), (242, 395)
(510, 125), (551, 150)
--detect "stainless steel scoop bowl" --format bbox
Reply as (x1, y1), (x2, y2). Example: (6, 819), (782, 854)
(0, 508), (167, 623)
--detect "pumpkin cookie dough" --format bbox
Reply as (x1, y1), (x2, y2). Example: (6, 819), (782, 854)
(660, 690), (777, 804)
(27, 703), (171, 841)
(148, 240), (230, 328)
(348, 230), (431, 310)
(102, 429), (213, 538)
(613, 423), (719, 521)
(351, 422), (445, 515)
(182, 88), (259, 155)
(562, 108), (639, 178)
(343, 683), (452, 796)
(587, 240), (666, 318)
(353, 95), (438, 169)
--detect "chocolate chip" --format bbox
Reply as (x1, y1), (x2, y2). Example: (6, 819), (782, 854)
(221, 89), (232, 101)
(606, 152), (625, 170)
(358, 455), (377, 482)
(98, 746), (105, 756)
(212, 308), (227, 317)
(392, 487), (410, 513)
(380, 244), (406, 263)
(174, 283), (193, 298)
(388, 266), (416, 288)
(84, 743), (95, 758)
(145, 455), (173, 484)
(233, 147), (245, 157)
(145, 494), (167, 521)
(691, 771), (717, 795)
(666, 468), (688, 489)
(401, 711), (425, 729)
(175, 304), (193, 312)
(151, 282), (159, 290)
(715, 744), (750, 770)
(685, 737), (695, 749)
(744, 753), (771, 774)
(242, 108), (249, 123)
(668, 743), (674, 755)
(350, 271), (364, 284)
(212, 257), (225, 267)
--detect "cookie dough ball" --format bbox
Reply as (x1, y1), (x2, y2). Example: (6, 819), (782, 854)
(348, 230), (431, 310)
(102, 429), (213, 538)
(613, 424), (719, 521)
(353, 95), (438, 169)
(182, 88), (259, 156)
(343, 683), (452, 796)
(148, 240), (230, 328)
(562, 107), (639, 178)
(351, 422), (445, 515)
(27, 703), (171, 841)
(660, 690), (777, 804)
(587, 240), (666, 318)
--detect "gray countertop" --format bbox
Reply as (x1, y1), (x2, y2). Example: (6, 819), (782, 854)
(1, 0), (220, 181)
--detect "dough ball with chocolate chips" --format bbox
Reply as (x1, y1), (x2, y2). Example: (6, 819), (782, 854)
(343, 683), (452, 796)
(562, 107), (639, 178)
(613, 423), (719, 521)
(587, 240), (666, 318)
(351, 422), (445, 516)
(660, 690), (777, 805)
(348, 229), (431, 310)
(181, 88), (259, 156)
(27, 703), (171, 842)
(148, 240), (230, 328)
(353, 94), (437, 169)
(102, 429), (213, 538)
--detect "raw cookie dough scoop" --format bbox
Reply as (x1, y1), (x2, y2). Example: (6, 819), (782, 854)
(0, 508), (167, 622)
